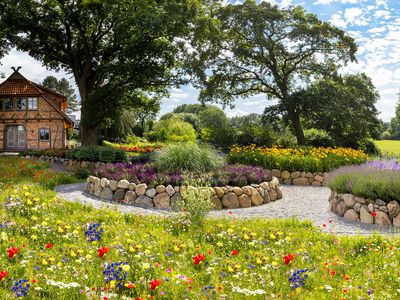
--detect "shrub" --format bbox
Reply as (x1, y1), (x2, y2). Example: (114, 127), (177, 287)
(66, 146), (127, 163)
(148, 117), (197, 143)
(357, 138), (381, 156)
(228, 145), (367, 173)
(153, 143), (225, 173)
(328, 160), (400, 202)
(304, 128), (334, 147)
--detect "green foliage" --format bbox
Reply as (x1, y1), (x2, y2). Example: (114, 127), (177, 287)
(304, 128), (334, 147)
(389, 100), (400, 139)
(41, 76), (79, 113)
(66, 146), (127, 163)
(124, 134), (140, 145)
(153, 143), (225, 173)
(198, 106), (233, 148)
(148, 117), (197, 143)
(357, 139), (381, 156)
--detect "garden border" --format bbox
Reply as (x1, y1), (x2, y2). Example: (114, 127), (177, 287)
(85, 176), (283, 210)
(329, 191), (400, 227)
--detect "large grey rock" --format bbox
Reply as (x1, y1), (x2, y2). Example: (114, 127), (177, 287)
(109, 180), (118, 192)
(360, 206), (373, 224)
(211, 195), (222, 209)
(165, 185), (175, 197)
(387, 201), (400, 218)
(336, 201), (346, 217)
(94, 177), (101, 197)
(135, 195), (154, 208)
(113, 189), (126, 202)
(393, 214), (400, 227)
(153, 192), (170, 209)
(343, 194), (356, 208)
(375, 210), (391, 226)
(124, 191), (137, 204)
(250, 189), (263, 206)
(375, 199), (386, 206)
(117, 179), (129, 189)
(276, 187), (283, 199)
(355, 197), (366, 204)
(135, 183), (147, 196)
(343, 209), (359, 222)
(88, 176), (96, 183)
(239, 194), (251, 208)
(269, 189), (278, 202)
(100, 178), (109, 188)
(221, 192), (239, 209)
(146, 188), (157, 198)
(354, 202), (361, 213)
(263, 190), (271, 204)
(128, 183), (136, 191)
(155, 185), (166, 194)
(330, 196), (341, 213)
(101, 187), (113, 201)
(379, 206), (389, 213)
(292, 178), (309, 186)
(368, 203), (374, 212)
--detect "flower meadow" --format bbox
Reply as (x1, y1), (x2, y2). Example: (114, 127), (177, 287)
(228, 146), (367, 173)
(2, 158), (400, 299)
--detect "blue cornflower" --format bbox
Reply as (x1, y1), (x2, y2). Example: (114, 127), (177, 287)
(289, 269), (308, 290)
(103, 262), (129, 289)
(12, 279), (30, 297)
(85, 223), (104, 242)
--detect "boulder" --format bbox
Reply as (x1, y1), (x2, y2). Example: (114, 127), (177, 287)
(170, 193), (182, 209)
(94, 177), (101, 197)
(271, 169), (281, 178)
(393, 214), (400, 227)
(375, 199), (386, 206)
(354, 202), (361, 213)
(100, 178), (109, 188)
(292, 178), (309, 186)
(355, 197), (366, 204)
(311, 181), (322, 186)
(113, 189), (126, 202)
(283, 179), (292, 185)
(263, 190), (271, 204)
(232, 187), (243, 196)
(314, 175), (324, 183)
(153, 192), (170, 209)
(387, 201), (400, 218)
(343, 194), (356, 208)
(375, 210), (391, 226)
(368, 203), (374, 212)
(336, 201), (346, 217)
(276, 187), (283, 199)
(330, 196), (341, 213)
(88, 175), (96, 183)
(135, 195), (154, 208)
(379, 206), (389, 213)
(257, 187), (265, 198)
(242, 186), (253, 196)
(155, 185), (166, 194)
(109, 180), (118, 192)
(260, 182), (270, 190)
(165, 185), (175, 197)
(291, 171), (301, 179)
(250, 189), (263, 206)
(124, 191), (137, 204)
(221, 192), (239, 209)
(360, 206), (373, 224)
(239, 194), (252, 208)
(174, 186), (180, 193)
(101, 187), (113, 201)
(211, 195), (222, 209)
(128, 183), (136, 191)
(343, 209), (359, 222)
(117, 180), (129, 189)
(146, 188), (157, 198)
(269, 189), (278, 202)
(221, 187), (228, 194)
(214, 187), (225, 199)
(281, 171), (290, 180)
(305, 172), (314, 178)
(135, 183), (147, 196)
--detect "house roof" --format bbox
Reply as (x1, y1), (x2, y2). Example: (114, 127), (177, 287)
(0, 69), (74, 127)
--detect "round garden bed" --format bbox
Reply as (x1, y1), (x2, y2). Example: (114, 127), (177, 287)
(85, 176), (283, 210)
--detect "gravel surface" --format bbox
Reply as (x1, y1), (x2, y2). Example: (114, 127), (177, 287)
(54, 183), (400, 235)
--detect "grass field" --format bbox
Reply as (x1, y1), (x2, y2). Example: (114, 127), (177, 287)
(375, 140), (400, 156)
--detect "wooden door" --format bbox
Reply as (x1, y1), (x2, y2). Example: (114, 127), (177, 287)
(6, 126), (26, 149)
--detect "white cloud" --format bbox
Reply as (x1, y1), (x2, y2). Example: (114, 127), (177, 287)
(280, 0), (292, 7)
(225, 108), (248, 118)
(368, 27), (386, 33)
(329, 13), (347, 28)
(375, 10), (391, 19)
(344, 7), (368, 26)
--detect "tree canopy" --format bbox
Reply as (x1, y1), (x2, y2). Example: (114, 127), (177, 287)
(188, 0), (357, 145)
(0, 0), (208, 145)
(42, 76), (79, 113)
(389, 98), (400, 139)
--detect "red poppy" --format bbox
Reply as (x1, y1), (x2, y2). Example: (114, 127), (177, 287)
(322, 224), (327, 228)
(372, 211), (377, 217)
(230, 249), (239, 256)
(126, 282), (135, 289)
(193, 254), (205, 265)
(343, 274), (350, 281)
(45, 243), (53, 249)
(7, 247), (19, 259)
(0, 271), (8, 281)
(283, 253), (295, 265)
(330, 270), (336, 276)
(98, 247), (110, 258)
(149, 279), (161, 290)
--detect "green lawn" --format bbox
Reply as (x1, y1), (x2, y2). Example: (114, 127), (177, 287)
(375, 140), (400, 156)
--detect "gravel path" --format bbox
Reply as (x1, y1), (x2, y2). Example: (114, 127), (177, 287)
(54, 183), (400, 235)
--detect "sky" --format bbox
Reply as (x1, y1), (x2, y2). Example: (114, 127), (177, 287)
(0, 0), (399, 122)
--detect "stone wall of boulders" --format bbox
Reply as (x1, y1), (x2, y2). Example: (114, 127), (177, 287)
(329, 191), (400, 227)
(85, 176), (283, 210)
(270, 169), (327, 186)
(23, 155), (104, 171)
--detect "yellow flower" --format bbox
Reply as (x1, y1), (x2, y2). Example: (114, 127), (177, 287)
(122, 264), (131, 272)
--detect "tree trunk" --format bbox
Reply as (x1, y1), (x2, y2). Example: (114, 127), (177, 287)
(289, 110), (305, 146)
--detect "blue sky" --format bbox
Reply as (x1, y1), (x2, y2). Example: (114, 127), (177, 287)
(0, 0), (399, 121)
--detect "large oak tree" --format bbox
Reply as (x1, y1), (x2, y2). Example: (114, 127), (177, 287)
(188, 0), (357, 145)
(0, 0), (207, 145)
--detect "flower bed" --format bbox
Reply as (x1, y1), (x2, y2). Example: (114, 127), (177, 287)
(328, 160), (400, 226)
(228, 145), (367, 173)
(85, 175), (282, 210)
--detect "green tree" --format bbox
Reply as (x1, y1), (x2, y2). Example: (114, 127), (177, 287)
(198, 106), (232, 148)
(0, 0), (206, 145)
(189, 0), (357, 145)
(302, 73), (380, 148)
(389, 99), (400, 139)
(42, 76), (79, 113)
(173, 103), (208, 114)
